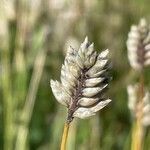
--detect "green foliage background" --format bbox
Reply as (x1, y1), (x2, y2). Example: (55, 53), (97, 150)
(0, 0), (150, 150)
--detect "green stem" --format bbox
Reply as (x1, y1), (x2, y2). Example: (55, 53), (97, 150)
(131, 73), (144, 150)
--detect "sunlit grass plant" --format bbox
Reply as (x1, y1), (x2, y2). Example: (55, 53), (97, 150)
(50, 37), (112, 150)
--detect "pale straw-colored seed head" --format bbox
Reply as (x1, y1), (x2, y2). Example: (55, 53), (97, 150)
(50, 37), (112, 122)
(127, 18), (150, 71)
(127, 84), (150, 126)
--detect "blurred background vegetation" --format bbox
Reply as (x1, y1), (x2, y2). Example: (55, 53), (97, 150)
(0, 0), (150, 150)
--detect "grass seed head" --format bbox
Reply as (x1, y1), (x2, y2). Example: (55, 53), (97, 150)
(127, 84), (150, 126)
(50, 37), (112, 122)
(127, 18), (150, 70)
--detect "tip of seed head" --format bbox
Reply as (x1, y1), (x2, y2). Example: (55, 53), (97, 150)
(140, 18), (147, 27)
(84, 36), (88, 43)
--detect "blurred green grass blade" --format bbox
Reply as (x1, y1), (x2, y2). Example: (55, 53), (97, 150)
(1, 51), (14, 150)
(144, 130), (150, 150)
(89, 116), (101, 150)
(15, 49), (46, 150)
(67, 119), (78, 150)
(49, 106), (66, 150)
(13, 0), (29, 111)
(76, 120), (91, 150)
(0, 24), (14, 150)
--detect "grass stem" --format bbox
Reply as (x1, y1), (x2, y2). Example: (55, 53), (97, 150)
(60, 122), (70, 150)
(131, 73), (144, 150)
